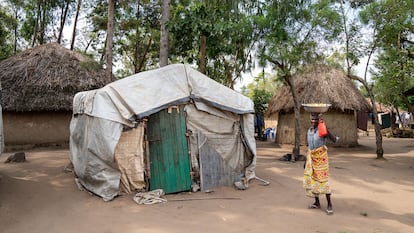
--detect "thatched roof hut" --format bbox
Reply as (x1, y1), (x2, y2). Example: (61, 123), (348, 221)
(0, 43), (113, 148)
(0, 42), (113, 112)
(266, 65), (370, 146)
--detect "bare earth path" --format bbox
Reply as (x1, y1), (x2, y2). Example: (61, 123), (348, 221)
(0, 135), (413, 233)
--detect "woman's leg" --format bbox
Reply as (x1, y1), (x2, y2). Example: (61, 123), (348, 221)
(315, 196), (320, 206)
(311, 195), (320, 208)
(326, 194), (333, 214)
(326, 194), (332, 209)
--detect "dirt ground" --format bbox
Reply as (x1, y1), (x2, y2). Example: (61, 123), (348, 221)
(0, 135), (413, 233)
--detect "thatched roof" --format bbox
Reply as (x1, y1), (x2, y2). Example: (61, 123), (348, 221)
(266, 65), (370, 115)
(0, 43), (113, 112)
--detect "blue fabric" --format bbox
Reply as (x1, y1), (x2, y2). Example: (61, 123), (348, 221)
(307, 127), (327, 150)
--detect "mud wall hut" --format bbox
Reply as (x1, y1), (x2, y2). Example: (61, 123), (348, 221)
(266, 65), (370, 147)
(0, 43), (113, 149)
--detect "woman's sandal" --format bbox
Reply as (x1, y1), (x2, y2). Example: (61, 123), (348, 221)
(326, 209), (334, 215)
(308, 204), (321, 209)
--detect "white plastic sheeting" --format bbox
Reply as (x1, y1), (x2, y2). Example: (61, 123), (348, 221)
(70, 64), (257, 201)
(70, 114), (123, 201)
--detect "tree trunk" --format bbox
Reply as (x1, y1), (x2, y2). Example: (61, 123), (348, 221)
(401, 95), (414, 115)
(223, 60), (234, 89)
(366, 85), (384, 159)
(39, 2), (46, 45)
(286, 75), (301, 161)
(71, 0), (82, 50)
(106, 0), (115, 80)
(199, 35), (206, 74)
(137, 38), (152, 72)
(58, 0), (70, 44)
(84, 38), (93, 53)
(100, 37), (107, 64)
(348, 73), (385, 159)
(32, 2), (41, 47)
(133, 1), (140, 73)
(398, 32), (414, 115)
(13, 7), (18, 54)
(159, 0), (170, 67)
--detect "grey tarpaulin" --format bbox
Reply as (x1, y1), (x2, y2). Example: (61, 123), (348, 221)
(70, 64), (257, 201)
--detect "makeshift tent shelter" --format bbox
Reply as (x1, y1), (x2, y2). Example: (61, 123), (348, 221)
(0, 43), (112, 148)
(266, 65), (370, 146)
(70, 64), (257, 201)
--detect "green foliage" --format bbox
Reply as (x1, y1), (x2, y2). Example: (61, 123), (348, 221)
(256, 0), (342, 77)
(1, 0), (412, 114)
(79, 59), (102, 72)
(373, 48), (413, 110)
(243, 71), (281, 115)
(82, 0), (163, 74)
(349, 0), (375, 8)
(254, 0), (343, 155)
(168, 3), (210, 62)
(247, 71), (281, 97)
(360, 0), (414, 110)
(252, 88), (272, 116)
(88, 1), (109, 31)
(359, 0), (414, 48)
(115, 1), (161, 74)
(18, 0), (76, 45)
(334, 1), (366, 72)
(0, 5), (15, 60)
(326, 50), (347, 70)
(168, 1), (256, 86)
(358, 85), (370, 98)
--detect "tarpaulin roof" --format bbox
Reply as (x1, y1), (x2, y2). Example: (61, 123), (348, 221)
(73, 64), (254, 126)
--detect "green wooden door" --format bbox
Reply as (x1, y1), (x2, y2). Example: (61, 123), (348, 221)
(147, 105), (191, 194)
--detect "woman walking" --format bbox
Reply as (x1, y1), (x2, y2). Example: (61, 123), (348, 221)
(303, 112), (339, 215)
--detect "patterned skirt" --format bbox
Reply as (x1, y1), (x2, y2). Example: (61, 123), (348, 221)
(303, 145), (331, 197)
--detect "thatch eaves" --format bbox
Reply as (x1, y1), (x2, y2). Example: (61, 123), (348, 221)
(0, 43), (113, 112)
(266, 65), (371, 116)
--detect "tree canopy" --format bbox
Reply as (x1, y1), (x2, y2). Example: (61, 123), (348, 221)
(0, 0), (413, 158)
